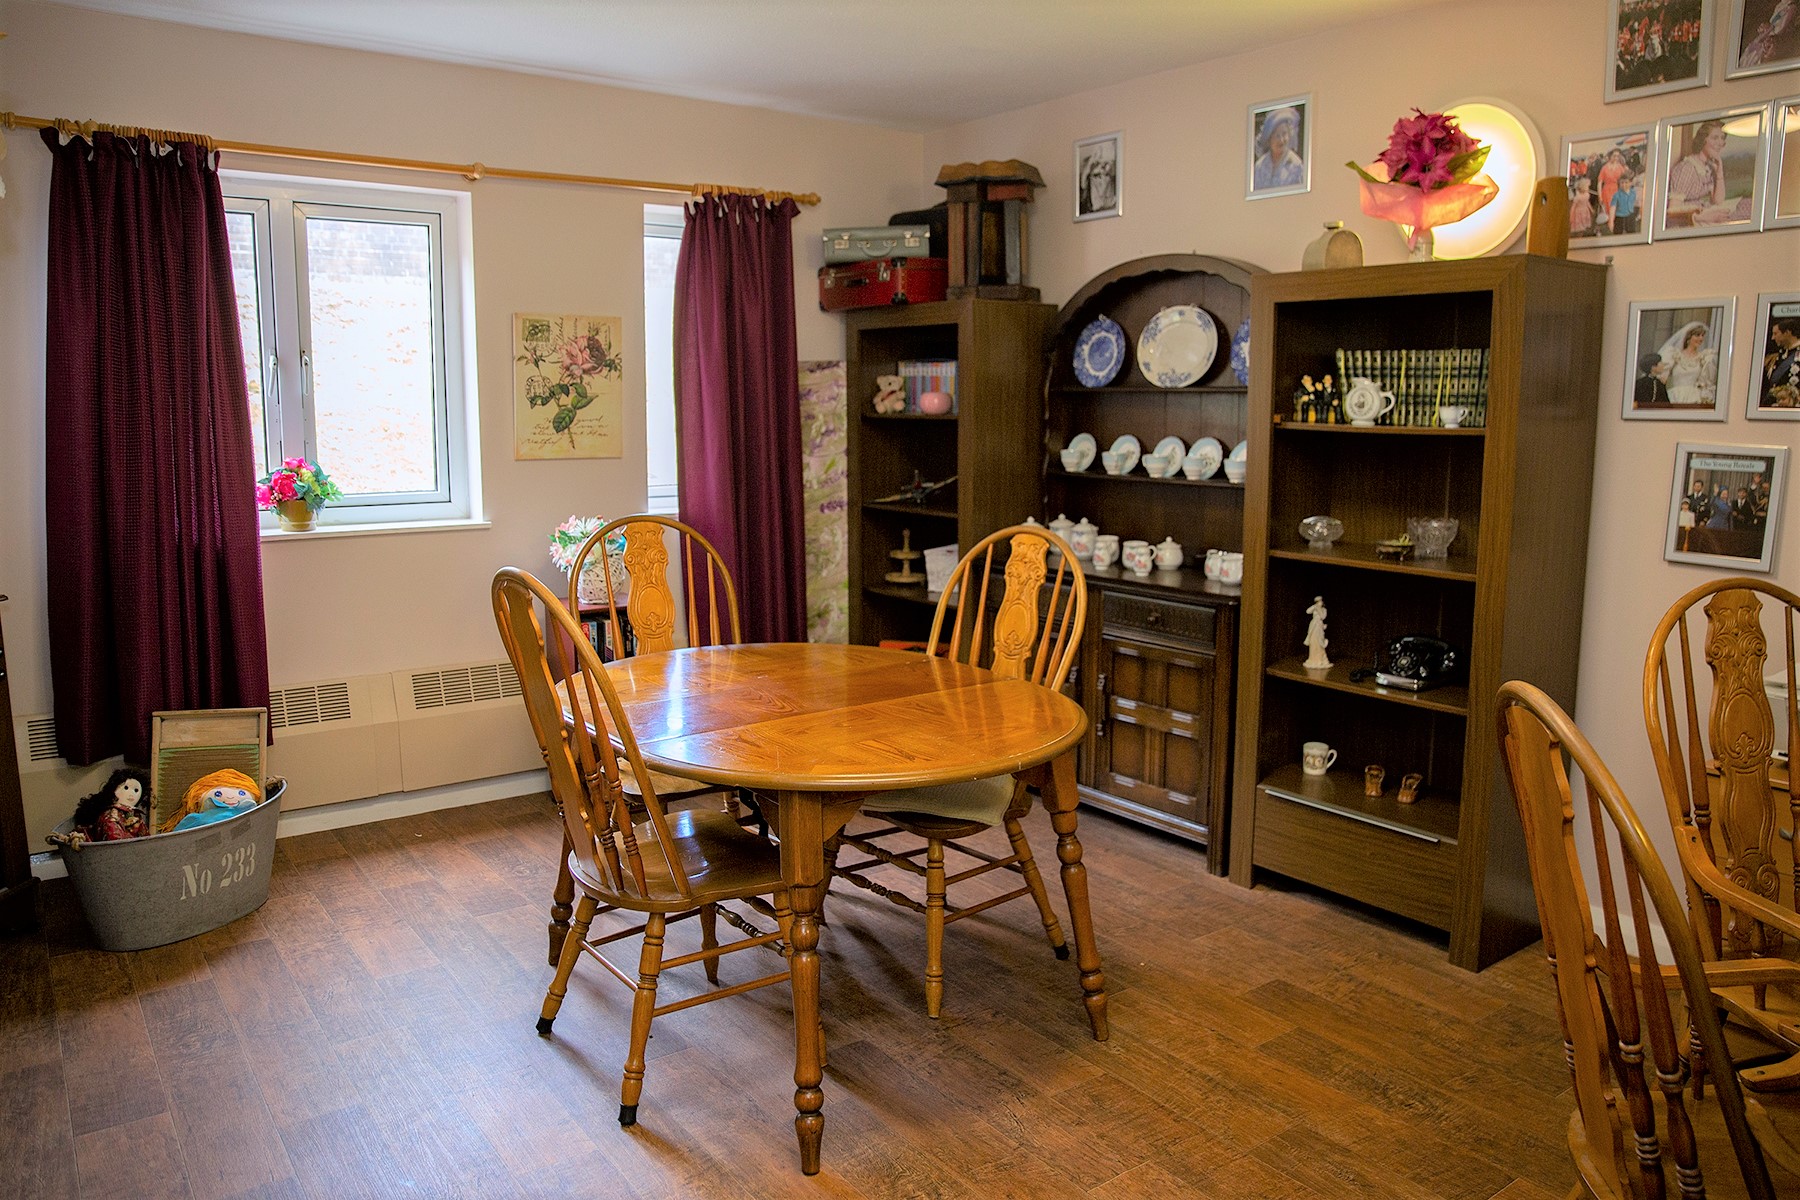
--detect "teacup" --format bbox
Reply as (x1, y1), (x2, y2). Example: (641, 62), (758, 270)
(1121, 543), (1154, 576)
(1101, 449), (1127, 475)
(1223, 459), (1247, 485)
(1059, 448), (1085, 472)
(1218, 551), (1245, 585)
(1181, 458), (1206, 480)
(1437, 405), (1468, 428)
(1301, 741), (1338, 776)
(1090, 536), (1120, 569)
(1142, 450), (1178, 478)
(1203, 549), (1224, 579)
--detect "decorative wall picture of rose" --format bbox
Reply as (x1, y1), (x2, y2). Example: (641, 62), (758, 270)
(513, 312), (625, 460)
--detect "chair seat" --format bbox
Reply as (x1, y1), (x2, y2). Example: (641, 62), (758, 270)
(569, 805), (784, 911)
(860, 775), (1015, 831)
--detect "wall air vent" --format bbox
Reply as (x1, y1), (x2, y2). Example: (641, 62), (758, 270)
(408, 661), (522, 711)
(24, 715), (59, 763)
(268, 680), (354, 730)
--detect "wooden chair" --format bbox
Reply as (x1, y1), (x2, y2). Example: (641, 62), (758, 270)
(1496, 680), (1800, 1200)
(541, 514), (751, 963)
(492, 566), (798, 1128)
(828, 524), (1086, 1018)
(1644, 578), (1800, 1093)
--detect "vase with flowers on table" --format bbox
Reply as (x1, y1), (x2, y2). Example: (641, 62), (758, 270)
(1348, 108), (1497, 261)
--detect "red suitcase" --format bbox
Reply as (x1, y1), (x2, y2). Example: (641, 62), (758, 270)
(818, 256), (947, 312)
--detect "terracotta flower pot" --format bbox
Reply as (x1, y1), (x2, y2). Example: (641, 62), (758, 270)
(275, 499), (316, 531)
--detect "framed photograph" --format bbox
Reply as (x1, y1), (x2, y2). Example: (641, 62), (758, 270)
(1652, 105), (1769, 238)
(1074, 131), (1122, 222)
(1246, 94), (1312, 200)
(1768, 95), (1800, 227)
(1623, 298), (1736, 420)
(1608, 0), (1715, 102)
(1561, 125), (1657, 246)
(1746, 291), (1800, 418)
(1727, 0), (1800, 78)
(1664, 441), (1787, 572)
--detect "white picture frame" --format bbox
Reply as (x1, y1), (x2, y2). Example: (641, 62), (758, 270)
(1560, 125), (1658, 247)
(1623, 297), (1736, 421)
(1664, 441), (1787, 572)
(1652, 104), (1769, 239)
(1074, 131), (1123, 222)
(1746, 290), (1800, 419)
(1726, 0), (1800, 80)
(1767, 95), (1800, 228)
(1246, 94), (1312, 200)
(1607, 0), (1716, 102)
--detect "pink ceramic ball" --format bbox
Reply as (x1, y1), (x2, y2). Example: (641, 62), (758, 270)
(918, 390), (953, 415)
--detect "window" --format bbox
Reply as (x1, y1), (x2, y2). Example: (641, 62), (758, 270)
(644, 204), (683, 515)
(224, 174), (477, 526)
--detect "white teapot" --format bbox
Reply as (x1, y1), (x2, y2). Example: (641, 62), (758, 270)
(1342, 376), (1397, 426)
(1154, 537), (1184, 570)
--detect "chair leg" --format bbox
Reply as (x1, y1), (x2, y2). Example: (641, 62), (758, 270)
(538, 892), (597, 1035)
(548, 830), (575, 965)
(699, 902), (720, 985)
(925, 838), (947, 1019)
(619, 912), (666, 1127)
(1005, 815), (1069, 960)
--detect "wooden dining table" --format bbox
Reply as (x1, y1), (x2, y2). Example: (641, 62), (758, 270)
(596, 641), (1103, 1175)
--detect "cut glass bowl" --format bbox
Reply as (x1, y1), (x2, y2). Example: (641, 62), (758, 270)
(1298, 515), (1343, 549)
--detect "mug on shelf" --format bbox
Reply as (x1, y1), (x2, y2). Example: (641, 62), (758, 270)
(1301, 741), (1338, 776)
(1203, 548), (1224, 579)
(1121, 540), (1153, 576)
(1217, 551), (1245, 585)
(1091, 535), (1120, 569)
(1437, 405), (1468, 428)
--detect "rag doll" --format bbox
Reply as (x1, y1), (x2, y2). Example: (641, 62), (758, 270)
(71, 767), (153, 842)
(162, 769), (263, 833)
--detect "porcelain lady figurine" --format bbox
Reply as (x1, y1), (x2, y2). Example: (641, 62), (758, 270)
(1303, 595), (1332, 670)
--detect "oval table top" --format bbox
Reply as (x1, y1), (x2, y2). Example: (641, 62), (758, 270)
(600, 642), (1087, 794)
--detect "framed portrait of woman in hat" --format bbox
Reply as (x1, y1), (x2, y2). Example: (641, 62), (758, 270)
(1246, 95), (1311, 200)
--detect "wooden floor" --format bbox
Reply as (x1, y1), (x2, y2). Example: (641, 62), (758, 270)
(2, 793), (1575, 1200)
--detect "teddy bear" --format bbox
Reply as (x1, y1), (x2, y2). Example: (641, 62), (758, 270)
(871, 373), (907, 414)
(162, 769), (263, 833)
(70, 767), (153, 842)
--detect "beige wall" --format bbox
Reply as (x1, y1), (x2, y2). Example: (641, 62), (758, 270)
(0, 1), (922, 714)
(922, 0), (1800, 857)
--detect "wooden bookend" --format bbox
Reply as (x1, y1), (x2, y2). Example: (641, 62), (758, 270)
(1527, 177), (1570, 259)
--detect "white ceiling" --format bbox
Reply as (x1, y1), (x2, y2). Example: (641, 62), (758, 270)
(41, 0), (1462, 131)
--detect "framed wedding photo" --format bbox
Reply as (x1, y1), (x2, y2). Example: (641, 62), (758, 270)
(1768, 95), (1800, 227)
(1652, 105), (1769, 238)
(1623, 297), (1736, 420)
(1607, 0), (1715, 102)
(1561, 125), (1657, 246)
(1074, 131), (1123, 222)
(1246, 94), (1312, 200)
(1746, 291), (1800, 419)
(1664, 441), (1787, 573)
(1727, 0), (1800, 79)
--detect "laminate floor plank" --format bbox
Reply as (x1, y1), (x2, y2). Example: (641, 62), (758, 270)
(2, 795), (1586, 1200)
(72, 1112), (193, 1200)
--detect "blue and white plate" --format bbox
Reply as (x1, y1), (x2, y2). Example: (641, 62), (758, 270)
(1073, 315), (1126, 387)
(1137, 305), (1218, 388)
(1230, 316), (1251, 386)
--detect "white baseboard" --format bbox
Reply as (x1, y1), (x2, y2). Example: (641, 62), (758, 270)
(30, 768), (549, 881)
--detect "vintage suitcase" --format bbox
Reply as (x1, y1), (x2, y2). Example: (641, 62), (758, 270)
(821, 225), (931, 264)
(888, 203), (950, 259)
(818, 257), (947, 312)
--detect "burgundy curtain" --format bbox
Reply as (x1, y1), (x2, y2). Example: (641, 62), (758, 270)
(673, 193), (806, 643)
(41, 128), (269, 765)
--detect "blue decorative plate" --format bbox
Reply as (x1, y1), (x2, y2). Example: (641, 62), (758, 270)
(1073, 315), (1126, 387)
(1230, 316), (1251, 386)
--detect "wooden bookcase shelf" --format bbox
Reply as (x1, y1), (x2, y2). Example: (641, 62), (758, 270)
(1228, 255), (1609, 971)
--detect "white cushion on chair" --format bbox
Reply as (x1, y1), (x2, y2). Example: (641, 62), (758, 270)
(859, 775), (1014, 826)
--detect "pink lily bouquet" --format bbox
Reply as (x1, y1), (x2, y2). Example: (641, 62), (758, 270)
(1348, 109), (1497, 253)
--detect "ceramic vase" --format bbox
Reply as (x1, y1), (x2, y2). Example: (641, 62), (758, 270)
(275, 499), (315, 532)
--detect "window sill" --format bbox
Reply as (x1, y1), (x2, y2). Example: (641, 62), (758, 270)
(260, 517), (491, 541)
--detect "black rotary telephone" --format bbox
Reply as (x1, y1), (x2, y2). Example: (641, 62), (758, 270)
(1371, 635), (1460, 691)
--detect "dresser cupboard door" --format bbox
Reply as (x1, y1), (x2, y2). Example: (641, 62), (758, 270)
(1094, 636), (1212, 827)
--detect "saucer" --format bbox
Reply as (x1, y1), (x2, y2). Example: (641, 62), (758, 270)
(1184, 436), (1223, 479)
(1150, 435), (1186, 477)
(1228, 439), (1248, 462)
(1108, 434), (1141, 475)
(1065, 432), (1097, 472)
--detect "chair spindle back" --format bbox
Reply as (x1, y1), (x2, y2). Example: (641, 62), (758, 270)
(926, 525), (1086, 690)
(1497, 680), (1781, 1200)
(569, 515), (743, 658)
(493, 567), (695, 904)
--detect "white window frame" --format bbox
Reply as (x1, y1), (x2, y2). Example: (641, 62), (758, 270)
(223, 171), (479, 527)
(644, 203), (684, 516)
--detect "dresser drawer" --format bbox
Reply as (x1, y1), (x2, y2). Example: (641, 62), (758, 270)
(1101, 593), (1216, 648)
(1253, 782), (1457, 931)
